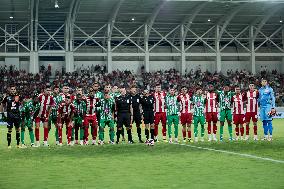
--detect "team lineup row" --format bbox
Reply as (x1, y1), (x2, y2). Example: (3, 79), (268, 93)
(0, 78), (276, 148)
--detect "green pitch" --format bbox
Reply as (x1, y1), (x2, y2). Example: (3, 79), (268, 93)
(0, 120), (284, 189)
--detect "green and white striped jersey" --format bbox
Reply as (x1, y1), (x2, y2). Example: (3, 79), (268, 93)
(51, 94), (63, 117)
(166, 95), (179, 115)
(191, 95), (206, 117)
(217, 91), (234, 111)
(73, 99), (87, 117)
(100, 97), (115, 120)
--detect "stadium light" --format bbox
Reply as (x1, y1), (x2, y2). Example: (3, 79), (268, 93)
(208, 18), (211, 22)
(131, 17), (135, 21)
(55, 0), (59, 8)
(9, 16), (13, 19)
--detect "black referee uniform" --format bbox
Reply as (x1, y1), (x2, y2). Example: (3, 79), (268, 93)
(115, 94), (134, 143)
(141, 95), (155, 141)
(1, 93), (22, 146)
(129, 93), (143, 142)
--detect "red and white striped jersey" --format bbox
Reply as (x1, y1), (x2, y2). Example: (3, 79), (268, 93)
(38, 94), (55, 117)
(86, 96), (99, 116)
(178, 93), (192, 113)
(205, 92), (218, 113)
(246, 90), (259, 113)
(153, 91), (166, 113)
(232, 93), (245, 115)
(57, 102), (75, 117)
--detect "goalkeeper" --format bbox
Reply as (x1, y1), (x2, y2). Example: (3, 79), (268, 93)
(258, 78), (276, 141)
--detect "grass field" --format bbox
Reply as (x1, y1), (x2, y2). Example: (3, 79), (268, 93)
(0, 120), (284, 189)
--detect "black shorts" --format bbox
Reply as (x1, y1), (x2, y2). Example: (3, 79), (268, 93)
(132, 113), (141, 125)
(143, 111), (154, 125)
(117, 112), (131, 128)
(7, 117), (21, 129)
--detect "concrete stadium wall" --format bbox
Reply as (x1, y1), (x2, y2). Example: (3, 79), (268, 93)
(0, 59), (283, 74)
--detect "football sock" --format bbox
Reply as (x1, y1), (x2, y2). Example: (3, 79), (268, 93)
(228, 124), (233, 138)
(208, 122), (211, 134)
(44, 127), (49, 142)
(213, 124), (217, 134)
(182, 128), (186, 139)
(162, 124), (167, 137)
(16, 131), (20, 145)
(137, 127), (142, 140)
(116, 129), (121, 142)
(127, 129), (133, 142)
(220, 125), (224, 137)
(246, 124), (250, 136)
(253, 125), (257, 135)
(194, 124), (198, 137)
(21, 129), (25, 144)
(240, 127), (244, 136)
(84, 126), (89, 141)
(167, 125), (172, 138)
(235, 126), (239, 136)
(263, 120), (268, 135)
(150, 128), (154, 140)
(201, 125), (205, 137)
(7, 130), (12, 146)
(154, 125), (158, 137)
(145, 129), (149, 140)
(35, 127), (39, 141)
(58, 127), (62, 143)
(174, 124), (178, 138)
(55, 127), (59, 142)
(109, 128), (115, 142)
(29, 129), (35, 144)
(187, 129), (191, 139)
(99, 127), (104, 141)
(80, 127), (84, 141)
(267, 120), (273, 135)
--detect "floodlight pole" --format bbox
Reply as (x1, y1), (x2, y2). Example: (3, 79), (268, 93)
(107, 23), (112, 73)
(144, 24), (150, 73)
(180, 24), (186, 75)
(250, 25), (256, 75)
(29, 0), (39, 74)
(215, 25), (221, 73)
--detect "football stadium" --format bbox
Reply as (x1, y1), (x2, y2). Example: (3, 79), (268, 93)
(0, 0), (284, 188)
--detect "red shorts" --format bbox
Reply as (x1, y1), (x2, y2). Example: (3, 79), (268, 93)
(245, 112), (258, 123)
(61, 117), (71, 126)
(206, 112), (218, 123)
(154, 112), (166, 126)
(180, 113), (192, 125)
(83, 115), (97, 127)
(35, 115), (49, 123)
(233, 114), (245, 125)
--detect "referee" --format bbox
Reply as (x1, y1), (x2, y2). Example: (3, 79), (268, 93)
(129, 85), (143, 143)
(115, 87), (134, 144)
(141, 89), (155, 145)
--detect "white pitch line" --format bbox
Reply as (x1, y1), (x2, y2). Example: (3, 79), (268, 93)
(173, 143), (284, 164)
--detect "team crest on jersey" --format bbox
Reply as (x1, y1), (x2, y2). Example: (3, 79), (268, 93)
(14, 96), (19, 102)
(197, 101), (201, 107)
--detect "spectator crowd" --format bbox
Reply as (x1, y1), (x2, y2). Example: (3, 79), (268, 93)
(1, 64), (284, 106)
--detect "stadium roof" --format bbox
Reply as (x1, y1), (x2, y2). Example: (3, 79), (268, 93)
(0, 0), (283, 49)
